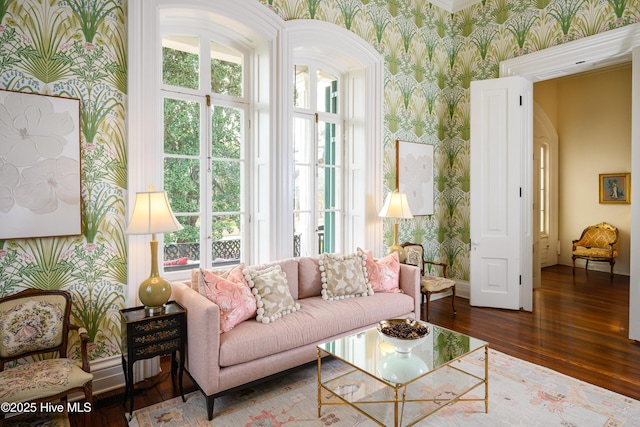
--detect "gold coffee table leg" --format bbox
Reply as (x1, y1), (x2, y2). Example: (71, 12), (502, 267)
(484, 345), (489, 413)
(317, 348), (322, 417)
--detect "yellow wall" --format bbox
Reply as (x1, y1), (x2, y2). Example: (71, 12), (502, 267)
(535, 65), (632, 275)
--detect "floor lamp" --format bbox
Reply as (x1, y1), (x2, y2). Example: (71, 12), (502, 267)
(126, 189), (183, 315)
(378, 190), (413, 262)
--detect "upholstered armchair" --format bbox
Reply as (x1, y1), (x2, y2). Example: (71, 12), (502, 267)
(572, 222), (619, 277)
(401, 242), (456, 322)
(0, 289), (93, 420)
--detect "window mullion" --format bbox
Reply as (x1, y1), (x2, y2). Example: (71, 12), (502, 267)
(202, 97), (213, 269)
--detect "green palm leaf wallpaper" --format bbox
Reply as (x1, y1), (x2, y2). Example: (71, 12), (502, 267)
(0, 0), (127, 361)
(0, 0), (638, 363)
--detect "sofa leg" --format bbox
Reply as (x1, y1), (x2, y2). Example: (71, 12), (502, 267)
(207, 395), (215, 421)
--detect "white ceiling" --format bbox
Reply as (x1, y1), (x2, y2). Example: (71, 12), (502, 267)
(428, 0), (482, 13)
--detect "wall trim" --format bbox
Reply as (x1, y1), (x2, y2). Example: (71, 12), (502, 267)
(89, 356), (126, 396)
(501, 23), (640, 82)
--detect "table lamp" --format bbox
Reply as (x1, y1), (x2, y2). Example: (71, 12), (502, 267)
(378, 190), (413, 262)
(126, 188), (183, 315)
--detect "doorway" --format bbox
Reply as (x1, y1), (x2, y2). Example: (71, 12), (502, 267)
(499, 23), (640, 340)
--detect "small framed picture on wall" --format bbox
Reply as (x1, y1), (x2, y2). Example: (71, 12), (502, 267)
(599, 173), (631, 204)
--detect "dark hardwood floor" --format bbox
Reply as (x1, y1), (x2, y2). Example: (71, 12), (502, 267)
(430, 264), (640, 401)
(70, 264), (640, 426)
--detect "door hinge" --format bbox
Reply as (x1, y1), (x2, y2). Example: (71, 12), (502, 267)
(519, 95), (522, 106)
(519, 275), (522, 285)
(519, 187), (522, 197)
(206, 94), (211, 107)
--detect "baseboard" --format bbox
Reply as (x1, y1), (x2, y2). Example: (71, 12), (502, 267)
(90, 355), (126, 395)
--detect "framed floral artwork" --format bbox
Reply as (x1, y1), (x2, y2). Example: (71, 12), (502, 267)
(396, 140), (434, 215)
(599, 173), (631, 204)
(0, 90), (82, 239)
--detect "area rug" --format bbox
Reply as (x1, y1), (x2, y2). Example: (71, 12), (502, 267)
(129, 349), (640, 426)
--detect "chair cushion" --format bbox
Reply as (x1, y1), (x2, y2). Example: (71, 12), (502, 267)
(573, 248), (618, 260)
(421, 276), (455, 292)
(0, 358), (93, 402)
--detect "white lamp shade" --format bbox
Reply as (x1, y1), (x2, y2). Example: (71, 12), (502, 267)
(126, 191), (183, 235)
(378, 191), (413, 219)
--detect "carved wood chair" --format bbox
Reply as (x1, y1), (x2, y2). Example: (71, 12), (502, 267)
(0, 289), (93, 420)
(572, 222), (619, 278)
(401, 242), (456, 322)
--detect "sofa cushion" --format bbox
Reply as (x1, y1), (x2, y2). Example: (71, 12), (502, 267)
(358, 248), (401, 293)
(250, 258), (300, 300)
(218, 293), (415, 367)
(319, 252), (372, 300)
(200, 265), (257, 333)
(244, 265), (300, 324)
(297, 257), (322, 299)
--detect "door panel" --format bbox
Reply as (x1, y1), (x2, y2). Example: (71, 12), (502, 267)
(470, 76), (532, 310)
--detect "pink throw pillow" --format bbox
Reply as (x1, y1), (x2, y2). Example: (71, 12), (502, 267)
(200, 264), (257, 332)
(358, 248), (401, 293)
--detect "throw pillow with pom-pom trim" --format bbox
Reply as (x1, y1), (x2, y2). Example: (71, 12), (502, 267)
(319, 251), (373, 300)
(243, 265), (300, 323)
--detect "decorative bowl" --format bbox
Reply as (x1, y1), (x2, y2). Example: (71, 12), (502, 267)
(377, 318), (430, 353)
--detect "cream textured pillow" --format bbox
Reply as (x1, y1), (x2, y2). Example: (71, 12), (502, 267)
(319, 252), (373, 300)
(243, 265), (300, 324)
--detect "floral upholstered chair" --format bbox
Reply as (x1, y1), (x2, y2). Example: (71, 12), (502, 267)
(572, 222), (619, 277)
(401, 242), (456, 322)
(0, 289), (93, 420)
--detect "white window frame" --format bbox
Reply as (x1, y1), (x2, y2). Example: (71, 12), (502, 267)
(159, 30), (250, 277)
(293, 63), (344, 256)
(129, 0), (383, 294)
(283, 20), (384, 259)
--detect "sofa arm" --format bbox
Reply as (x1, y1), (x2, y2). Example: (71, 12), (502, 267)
(398, 263), (421, 318)
(171, 282), (221, 395)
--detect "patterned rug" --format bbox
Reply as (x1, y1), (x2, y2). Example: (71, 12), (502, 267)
(129, 349), (640, 426)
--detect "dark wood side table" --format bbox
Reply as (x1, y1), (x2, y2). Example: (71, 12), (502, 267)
(120, 301), (186, 420)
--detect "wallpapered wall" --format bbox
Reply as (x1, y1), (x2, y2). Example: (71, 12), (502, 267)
(0, 0), (638, 362)
(0, 0), (127, 361)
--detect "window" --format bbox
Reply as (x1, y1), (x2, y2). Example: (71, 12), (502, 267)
(293, 66), (343, 256)
(130, 3), (383, 290)
(161, 34), (248, 271)
(538, 142), (548, 236)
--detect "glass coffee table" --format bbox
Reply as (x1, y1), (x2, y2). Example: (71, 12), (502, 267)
(317, 323), (488, 426)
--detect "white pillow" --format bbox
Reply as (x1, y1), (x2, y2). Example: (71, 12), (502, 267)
(319, 252), (373, 300)
(243, 265), (300, 324)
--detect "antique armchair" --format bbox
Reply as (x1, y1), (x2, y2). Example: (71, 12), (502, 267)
(0, 289), (93, 419)
(401, 242), (456, 322)
(572, 222), (619, 277)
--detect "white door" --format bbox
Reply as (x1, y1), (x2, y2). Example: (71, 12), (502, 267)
(470, 76), (533, 311)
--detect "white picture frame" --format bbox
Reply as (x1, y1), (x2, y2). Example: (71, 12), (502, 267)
(396, 140), (434, 216)
(0, 90), (82, 239)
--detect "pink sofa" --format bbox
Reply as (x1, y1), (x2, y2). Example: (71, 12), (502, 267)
(171, 256), (421, 420)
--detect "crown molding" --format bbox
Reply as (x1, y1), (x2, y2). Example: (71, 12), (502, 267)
(428, 0), (482, 13)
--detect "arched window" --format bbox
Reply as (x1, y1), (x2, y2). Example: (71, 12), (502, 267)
(160, 32), (249, 271)
(129, 1), (383, 289)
